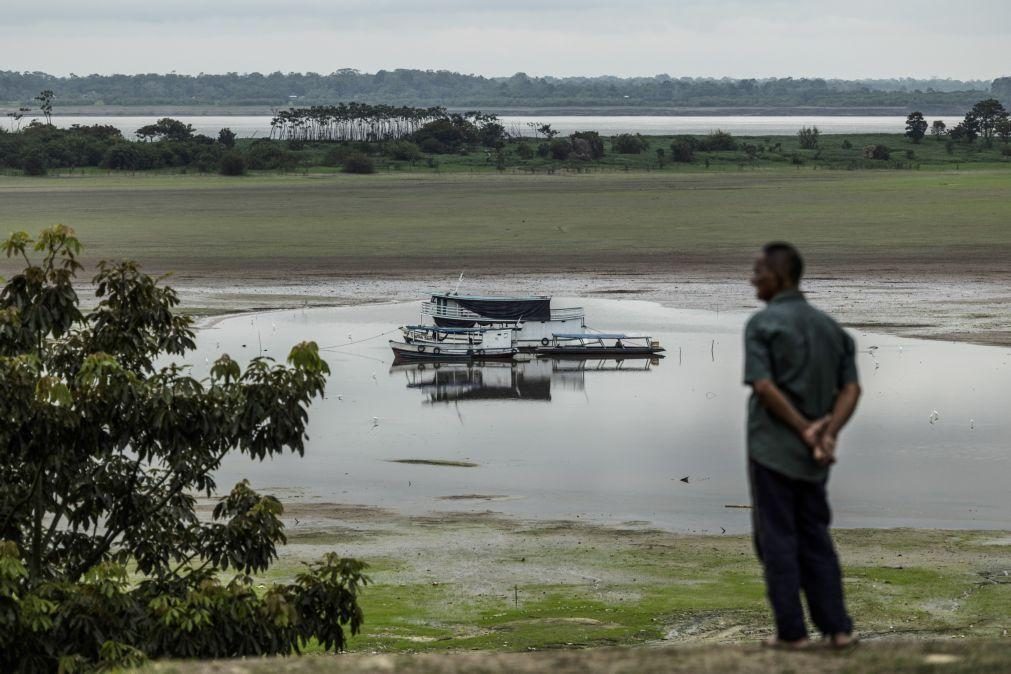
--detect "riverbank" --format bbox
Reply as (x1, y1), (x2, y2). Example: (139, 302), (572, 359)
(186, 500), (1011, 656)
(140, 639), (1011, 673)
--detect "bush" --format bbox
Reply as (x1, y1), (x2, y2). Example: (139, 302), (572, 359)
(570, 131), (605, 159)
(669, 138), (696, 163)
(1001, 146), (1011, 157)
(537, 142), (550, 158)
(218, 127), (236, 148)
(863, 144), (891, 160)
(21, 153), (47, 176)
(386, 140), (422, 162)
(0, 227), (368, 672)
(515, 142), (534, 160)
(246, 140), (297, 170)
(342, 152), (375, 174)
(100, 143), (142, 170)
(612, 133), (649, 154)
(412, 118), (475, 153)
(798, 126), (820, 149)
(218, 152), (247, 175)
(841, 139), (853, 149)
(418, 137), (446, 154)
(549, 139), (572, 160)
(323, 144), (351, 167)
(697, 130), (737, 152)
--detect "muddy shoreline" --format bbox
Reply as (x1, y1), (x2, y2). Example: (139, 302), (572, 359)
(164, 267), (1010, 347)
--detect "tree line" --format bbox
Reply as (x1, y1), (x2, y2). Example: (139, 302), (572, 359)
(2, 70), (1007, 110)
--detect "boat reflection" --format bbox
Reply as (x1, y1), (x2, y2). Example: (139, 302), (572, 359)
(391, 356), (660, 404)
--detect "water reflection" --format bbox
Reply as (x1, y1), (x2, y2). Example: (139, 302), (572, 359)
(393, 357), (659, 404)
(195, 299), (1011, 532)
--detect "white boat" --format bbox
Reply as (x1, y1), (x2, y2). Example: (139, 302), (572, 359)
(536, 333), (665, 357)
(390, 326), (517, 362)
(420, 292), (586, 351)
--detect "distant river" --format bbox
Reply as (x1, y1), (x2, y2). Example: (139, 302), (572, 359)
(34, 115), (964, 138)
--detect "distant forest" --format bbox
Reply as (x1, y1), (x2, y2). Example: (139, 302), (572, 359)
(2, 70), (1010, 111)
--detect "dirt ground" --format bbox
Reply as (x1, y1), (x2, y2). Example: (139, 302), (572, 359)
(142, 640), (1011, 674)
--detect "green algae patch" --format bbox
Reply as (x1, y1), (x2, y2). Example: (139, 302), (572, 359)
(251, 501), (1011, 654)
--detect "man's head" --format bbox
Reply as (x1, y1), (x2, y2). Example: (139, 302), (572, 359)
(751, 242), (804, 302)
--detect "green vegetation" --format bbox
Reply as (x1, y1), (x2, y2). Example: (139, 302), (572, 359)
(177, 513), (1009, 668)
(1, 169), (1009, 280)
(1, 70), (1004, 109)
(0, 228), (365, 672)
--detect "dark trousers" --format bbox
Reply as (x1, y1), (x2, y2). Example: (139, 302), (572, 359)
(749, 459), (852, 641)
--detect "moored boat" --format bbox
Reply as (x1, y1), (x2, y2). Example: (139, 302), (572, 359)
(390, 326), (517, 362)
(536, 333), (665, 357)
(421, 292), (585, 351)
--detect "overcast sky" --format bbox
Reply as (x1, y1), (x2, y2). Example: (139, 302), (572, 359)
(3, 0), (1008, 79)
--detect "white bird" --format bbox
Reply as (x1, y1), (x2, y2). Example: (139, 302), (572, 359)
(337, 394), (343, 401)
(371, 416), (380, 430)
(371, 372), (377, 382)
(929, 409), (940, 424)
(970, 419), (975, 430)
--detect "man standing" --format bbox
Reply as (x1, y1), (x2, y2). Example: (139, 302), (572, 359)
(744, 242), (860, 649)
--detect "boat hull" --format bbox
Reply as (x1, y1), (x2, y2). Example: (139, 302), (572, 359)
(390, 340), (517, 363)
(536, 347), (665, 357)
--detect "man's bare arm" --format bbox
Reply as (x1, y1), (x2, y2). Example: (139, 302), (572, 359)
(751, 379), (824, 446)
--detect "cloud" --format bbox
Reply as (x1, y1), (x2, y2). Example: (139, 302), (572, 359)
(2, 0), (1008, 78)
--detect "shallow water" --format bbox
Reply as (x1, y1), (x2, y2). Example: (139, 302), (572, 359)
(37, 115), (964, 138)
(186, 299), (1011, 533)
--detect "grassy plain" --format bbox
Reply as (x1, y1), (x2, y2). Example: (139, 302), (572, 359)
(1, 168), (1009, 280)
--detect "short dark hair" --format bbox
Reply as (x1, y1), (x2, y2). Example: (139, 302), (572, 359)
(762, 242), (804, 285)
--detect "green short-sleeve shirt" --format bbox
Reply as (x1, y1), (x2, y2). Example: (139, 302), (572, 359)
(744, 289), (858, 482)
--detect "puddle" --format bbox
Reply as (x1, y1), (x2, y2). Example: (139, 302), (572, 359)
(180, 298), (1011, 533)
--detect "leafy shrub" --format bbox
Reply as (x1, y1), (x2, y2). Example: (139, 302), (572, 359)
(570, 131), (605, 159)
(412, 118), (475, 153)
(863, 144), (891, 160)
(100, 143), (142, 170)
(386, 140), (422, 162)
(697, 130), (737, 152)
(342, 152), (375, 174)
(323, 144), (351, 167)
(21, 153), (47, 176)
(612, 133), (649, 154)
(841, 139), (853, 149)
(418, 137), (446, 154)
(798, 126), (820, 149)
(0, 227), (368, 673)
(669, 138), (696, 163)
(537, 142), (550, 158)
(549, 139), (572, 160)
(515, 142), (534, 160)
(218, 127), (237, 147)
(246, 140), (297, 170)
(218, 152), (247, 175)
